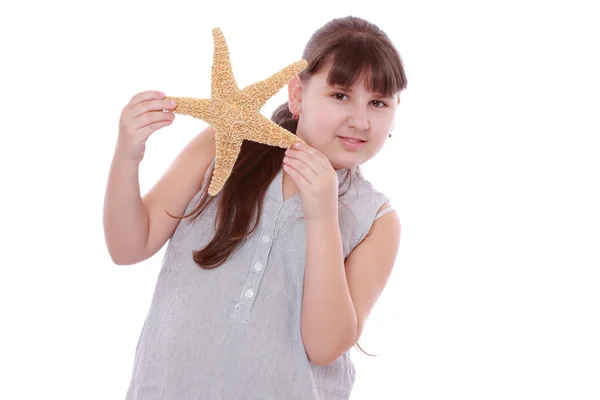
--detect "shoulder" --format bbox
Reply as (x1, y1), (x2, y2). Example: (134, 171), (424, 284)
(343, 170), (392, 214)
(362, 200), (400, 242)
(338, 170), (398, 251)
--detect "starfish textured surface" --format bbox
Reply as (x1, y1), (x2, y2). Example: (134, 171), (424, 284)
(166, 28), (308, 196)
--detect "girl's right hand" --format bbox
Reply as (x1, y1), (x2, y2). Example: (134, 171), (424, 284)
(116, 90), (177, 163)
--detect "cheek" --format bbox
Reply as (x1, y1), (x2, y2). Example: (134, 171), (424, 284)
(372, 113), (395, 133)
(303, 104), (340, 136)
(367, 118), (394, 147)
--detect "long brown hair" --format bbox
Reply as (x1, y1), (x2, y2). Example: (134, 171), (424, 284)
(170, 16), (407, 357)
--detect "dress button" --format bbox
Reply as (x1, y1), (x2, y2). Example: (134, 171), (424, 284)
(245, 289), (254, 298)
(254, 262), (263, 271)
(261, 234), (270, 243)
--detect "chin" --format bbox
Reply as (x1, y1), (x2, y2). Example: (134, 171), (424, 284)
(331, 159), (360, 171)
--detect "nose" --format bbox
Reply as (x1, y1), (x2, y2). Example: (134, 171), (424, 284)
(347, 106), (369, 132)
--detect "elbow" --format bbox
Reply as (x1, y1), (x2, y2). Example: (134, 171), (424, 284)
(309, 353), (335, 367)
(306, 335), (357, 367)
(109, 253), (133, 266)
(307, 347), (344, 366)
(106, 248), (142, 266)
(303, 319), (358, 366)
(104, 236), (147, 266)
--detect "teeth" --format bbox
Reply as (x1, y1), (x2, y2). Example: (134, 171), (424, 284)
(345, 138), (360, 143)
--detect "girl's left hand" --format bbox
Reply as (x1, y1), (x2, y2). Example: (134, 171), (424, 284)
(283, 142), (338, 222)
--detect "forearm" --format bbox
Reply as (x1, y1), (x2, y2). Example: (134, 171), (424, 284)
(301, 216), (357, 365)
(102, 150), (149, 264)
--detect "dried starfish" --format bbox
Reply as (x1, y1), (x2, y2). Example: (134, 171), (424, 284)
(165, 28), (307, 196)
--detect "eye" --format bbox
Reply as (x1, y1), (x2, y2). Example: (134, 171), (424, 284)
(371, 100), (387, 108)
(332, 93), (349, 101)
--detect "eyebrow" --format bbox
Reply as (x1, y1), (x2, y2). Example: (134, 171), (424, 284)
(330, 85), (392, 99)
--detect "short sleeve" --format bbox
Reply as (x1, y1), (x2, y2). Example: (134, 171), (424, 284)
(351, 191), (391, 249)
(374, 204), (395, 220)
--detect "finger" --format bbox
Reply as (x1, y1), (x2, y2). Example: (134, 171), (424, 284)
(283, 156), (316, 185)
(133, 110), (175, 130)
(283, 163), (310, 190)
(284, 148), (320, 176)
(138, 119), (174, 139)
(131, 98), (177, 119)
(291, 142), (329, 169)
(126, 90), (166, 110)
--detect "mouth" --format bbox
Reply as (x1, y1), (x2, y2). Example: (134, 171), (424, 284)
(338, 136), (367, 151)
(338, 136), (366, 143)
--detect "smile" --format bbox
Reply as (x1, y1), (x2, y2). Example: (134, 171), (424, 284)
(338, 136), (366, 150)
(339, 136), (366, 143)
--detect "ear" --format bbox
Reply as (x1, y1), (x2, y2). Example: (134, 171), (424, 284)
(287, 76), (303, 114)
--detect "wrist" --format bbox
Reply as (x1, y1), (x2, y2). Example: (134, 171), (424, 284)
(113, 145), (142, 166)
(112, 149), (141, 179)
(305, 215), (339, 229)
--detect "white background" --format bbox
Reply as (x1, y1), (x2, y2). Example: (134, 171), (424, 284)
(1, 0), (598, 399)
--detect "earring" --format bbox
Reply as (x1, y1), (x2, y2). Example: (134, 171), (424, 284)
(292, 114), (298, 120)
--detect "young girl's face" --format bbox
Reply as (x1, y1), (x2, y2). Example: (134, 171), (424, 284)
(290, 62), (399, 170)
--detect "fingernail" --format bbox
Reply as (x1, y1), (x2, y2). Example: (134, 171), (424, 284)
(294, 142), (301, 148)
(170, 100), (176, 106)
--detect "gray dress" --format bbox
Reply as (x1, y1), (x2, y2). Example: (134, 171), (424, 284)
(125, 158), (395, 400)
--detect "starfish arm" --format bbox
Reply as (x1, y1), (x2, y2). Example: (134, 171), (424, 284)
(244, 112), (306, 149)
(240, 60), (308, 109)
(165, 96), (213, 121)
(208, 132), (244, 196)
(164, 29), (310, 196)
(211, 28), (241, 101)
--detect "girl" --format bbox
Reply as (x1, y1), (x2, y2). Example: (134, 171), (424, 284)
(104, 15), (407, 400)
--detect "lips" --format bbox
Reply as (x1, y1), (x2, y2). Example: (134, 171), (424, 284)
(338, 136), (366, 142)
(338, 136), (366, 151)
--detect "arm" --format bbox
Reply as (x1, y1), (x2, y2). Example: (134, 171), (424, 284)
(103, 152), (149, 264)
(103, 126), (215, 265)
(300, 202), (401, 365)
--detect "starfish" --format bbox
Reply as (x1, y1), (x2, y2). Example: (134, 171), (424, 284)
(165, 28), (308, 196)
